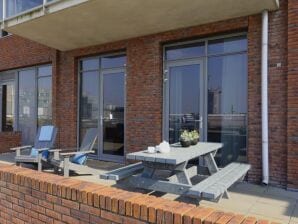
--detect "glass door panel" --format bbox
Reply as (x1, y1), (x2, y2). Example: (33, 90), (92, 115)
(18, 69), (37, 145)
(37, 76), (52, 127)
(165, 61), (204, 144)
(79, 71), (99, 155)
(207, 54), (248, 167)
(1, 82), (15, 132)
(100, 72), (125, 161)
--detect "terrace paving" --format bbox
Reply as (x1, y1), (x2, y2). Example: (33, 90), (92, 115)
(0, 151), (297, 223)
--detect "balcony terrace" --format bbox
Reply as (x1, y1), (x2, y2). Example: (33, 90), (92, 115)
(0, 0), (279, 50)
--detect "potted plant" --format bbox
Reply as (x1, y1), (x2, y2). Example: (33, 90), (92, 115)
(180, 130), (191, 147)
(190, 130), (199, 145)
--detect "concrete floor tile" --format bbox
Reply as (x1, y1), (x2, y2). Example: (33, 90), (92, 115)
(289, 221), (298, 224)
(267, 186), (298, 200)
(250, 213), (288, 224)
(230, 182), (268, 195)
(257, 193), (297, 208)
(249, 202), (293, 222)
(290, 206), (298, 222)
(228, 191), (263, 203)
(200, 198), (254, 214)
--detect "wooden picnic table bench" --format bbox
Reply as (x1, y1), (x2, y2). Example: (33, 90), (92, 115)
(100, 142), (250, 201)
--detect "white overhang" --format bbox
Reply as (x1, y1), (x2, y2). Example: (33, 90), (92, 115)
(1, 0), (279, 51)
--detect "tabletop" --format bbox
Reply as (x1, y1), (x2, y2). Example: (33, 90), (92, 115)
(126, 142), (223, 165)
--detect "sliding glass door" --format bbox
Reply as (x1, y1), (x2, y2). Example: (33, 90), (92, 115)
(79, 55), (126, 162)
(18, 65), (53, 145)
(100, 71), (125, 161)
(164, 35), (248, 166)
(164, 60), (205, 144)
(18, 69), (37, 145)
(0, 72), (16, 132)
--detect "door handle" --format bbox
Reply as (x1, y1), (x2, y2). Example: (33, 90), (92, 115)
(199, 116), (203, 129)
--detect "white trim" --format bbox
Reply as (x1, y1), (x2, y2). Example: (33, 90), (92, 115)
(261, 10), (269, 185)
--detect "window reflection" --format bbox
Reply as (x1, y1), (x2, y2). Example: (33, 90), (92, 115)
(38, 65), (52, 77)
(102, 55), (126, 69)
(18, 69), (36, 145)
(208, 36), (247, 55)
(0, 0), (3, 20)
(165, 35), (248, 166)
(103, 73), (125, 156)
(6, 0), (43, 17)
(38, 77), (52, 127)
(79, 54), (126, 160)
(169, 65), (200, 144)
(79, 71), (99, 154)
(207, 54), (248, 167)
(166, 43), (205, 61)
(1, 83), (14, 132)
(81, 59), (99, 71)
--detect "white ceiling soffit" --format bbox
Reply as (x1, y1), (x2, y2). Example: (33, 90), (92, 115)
(4, 0), (280, 51)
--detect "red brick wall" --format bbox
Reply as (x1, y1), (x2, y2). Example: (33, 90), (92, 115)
(0, 35), (55, 71)
(0, 164), (277, 224)
(268, 0), (288, 187)
(0, 0), (294, 188)
(59, 17), (249, 152)
(247, 14), (262, 184)
(287, 0), (298, 190)
(247, 1), (288, 186)
(0, 132), (21, 153)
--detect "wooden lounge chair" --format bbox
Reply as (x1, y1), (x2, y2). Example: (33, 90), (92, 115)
(49, 128), (98, 177)
(11, 125), (58, 171)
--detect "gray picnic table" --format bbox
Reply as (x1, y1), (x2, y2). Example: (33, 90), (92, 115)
(100, 142), (251, 200)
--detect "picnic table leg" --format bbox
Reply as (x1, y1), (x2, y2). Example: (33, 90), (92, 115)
(141, 166), (155, 178)
(204, 153), (230, 199)
(171, 161), (192, 185)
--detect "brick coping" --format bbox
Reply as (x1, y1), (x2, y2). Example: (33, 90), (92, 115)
(0, 163), (279, 224)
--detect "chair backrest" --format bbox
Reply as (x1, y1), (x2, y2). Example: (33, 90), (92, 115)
(34, 125), (58, 149)
(79, 128), (98, 152)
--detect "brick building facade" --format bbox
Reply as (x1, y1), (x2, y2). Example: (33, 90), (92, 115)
(0, 0), (296, 189)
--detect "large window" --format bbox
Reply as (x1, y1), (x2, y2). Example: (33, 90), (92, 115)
(79, 54), (126, 162)
(6, 0), (43, 18)
(1, 82), (14, 132)
(18, 65), (52, 144)
(0, 65), (52, 144)
(37, 66), (52, 127)
(164, 35), (247, 166)
(207, 37), (247, 166)
(0, 0), (3, 20)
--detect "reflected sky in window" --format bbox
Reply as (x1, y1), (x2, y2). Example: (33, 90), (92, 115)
(6, 0), (43, 17)
(166, 43), (205, 61)
(208, 36), (247, 55)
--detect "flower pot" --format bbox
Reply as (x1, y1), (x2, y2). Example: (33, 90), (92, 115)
(190, 138), (198, 145)
(180, 140), (191, 147)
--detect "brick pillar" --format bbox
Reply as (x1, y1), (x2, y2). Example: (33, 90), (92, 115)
(247, 15), (262, 183)
(287, 0), (298, 189)
(126, 37), (163, 154)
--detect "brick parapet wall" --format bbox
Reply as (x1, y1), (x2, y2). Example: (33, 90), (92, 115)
(0, 132), (21, 153)
(0, 164), (279, 224)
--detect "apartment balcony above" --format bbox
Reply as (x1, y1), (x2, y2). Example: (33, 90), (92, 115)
(0, 0), (279, 51)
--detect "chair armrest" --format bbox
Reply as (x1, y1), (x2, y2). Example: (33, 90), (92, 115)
(48, 149), (62, 152)
(10, 145), (32, 151)
(60, 151), (94, 157)
(36, 148), (50, 152)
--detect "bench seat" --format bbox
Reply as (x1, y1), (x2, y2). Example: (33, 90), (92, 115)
(100, 162), (144, 181)
(188, 162), (251, 200)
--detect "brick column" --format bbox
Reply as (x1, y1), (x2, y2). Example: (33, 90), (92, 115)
(287, 0), (298, 189)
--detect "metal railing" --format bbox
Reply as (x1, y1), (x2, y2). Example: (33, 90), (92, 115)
(0, 0), (56, 22)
